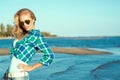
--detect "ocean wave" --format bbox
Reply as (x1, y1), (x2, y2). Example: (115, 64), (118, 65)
(47, 64), (74, 80)
(91, 60), (120, 80)
(0, 59), (8, 63)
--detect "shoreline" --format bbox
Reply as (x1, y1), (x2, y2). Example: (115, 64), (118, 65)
(0, 37), (14, 39)
(0, 47), (111, 55)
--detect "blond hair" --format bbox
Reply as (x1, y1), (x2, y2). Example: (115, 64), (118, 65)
(13, 8), (36, 39)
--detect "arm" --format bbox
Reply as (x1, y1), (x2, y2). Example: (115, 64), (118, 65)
(35, 35), (54, 66)
(19, 34), (54, 72)
(19, 62), (43, 72)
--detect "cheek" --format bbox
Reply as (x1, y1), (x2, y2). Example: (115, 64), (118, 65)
(30, 21), (34, 26)
(27, 22), (34, 30)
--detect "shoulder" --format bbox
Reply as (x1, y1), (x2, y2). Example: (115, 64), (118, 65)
(29, 29), (42, 37)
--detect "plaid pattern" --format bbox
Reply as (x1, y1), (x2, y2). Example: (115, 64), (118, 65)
(10, 29), (54, 66)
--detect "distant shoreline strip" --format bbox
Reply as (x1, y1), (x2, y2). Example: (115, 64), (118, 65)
(0, 47), (111, 55)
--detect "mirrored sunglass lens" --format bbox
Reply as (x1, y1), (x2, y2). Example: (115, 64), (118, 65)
(25, 20), (30, 25)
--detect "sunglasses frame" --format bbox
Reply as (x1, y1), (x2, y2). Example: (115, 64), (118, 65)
(19, 19), (30, 26)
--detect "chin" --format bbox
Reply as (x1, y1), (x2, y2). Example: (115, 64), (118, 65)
(26, 27), (30, 30)
(26, 28), (32, 31)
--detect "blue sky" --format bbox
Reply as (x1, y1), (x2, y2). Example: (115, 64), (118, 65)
(0, 0), (120, 37)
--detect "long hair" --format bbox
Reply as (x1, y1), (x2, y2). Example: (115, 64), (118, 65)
(12, 8), (36, 39)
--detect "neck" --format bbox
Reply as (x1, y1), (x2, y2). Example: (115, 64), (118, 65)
(17, 32), (29, 40)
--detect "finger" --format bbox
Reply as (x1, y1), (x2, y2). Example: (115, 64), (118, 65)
(19, 63), (24, 66)
(20, 68), (25, 72)
(18, 64), (24, 69)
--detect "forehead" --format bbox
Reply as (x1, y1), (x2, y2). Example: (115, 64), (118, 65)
(19, 14), (31, 21)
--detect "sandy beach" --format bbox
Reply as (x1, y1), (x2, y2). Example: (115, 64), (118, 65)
(0, 37), (112, 55)
(0, 47), (111, 55)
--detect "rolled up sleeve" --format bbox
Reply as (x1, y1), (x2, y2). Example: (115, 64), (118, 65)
(35, 35), (54, 66)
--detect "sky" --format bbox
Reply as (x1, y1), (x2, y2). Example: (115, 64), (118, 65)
(0, 0), (120, 37)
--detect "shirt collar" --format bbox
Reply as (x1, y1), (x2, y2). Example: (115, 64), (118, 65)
(29, 29), (40, 35)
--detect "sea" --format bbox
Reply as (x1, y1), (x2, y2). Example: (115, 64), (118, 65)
(0, 36), (120, 80)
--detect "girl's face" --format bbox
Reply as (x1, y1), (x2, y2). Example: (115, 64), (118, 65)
(19, 14), (34, 31)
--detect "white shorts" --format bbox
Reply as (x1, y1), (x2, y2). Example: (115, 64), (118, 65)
(8, 56), (28, 77)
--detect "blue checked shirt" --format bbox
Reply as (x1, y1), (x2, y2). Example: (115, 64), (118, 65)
(10, 29), (54, 66)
